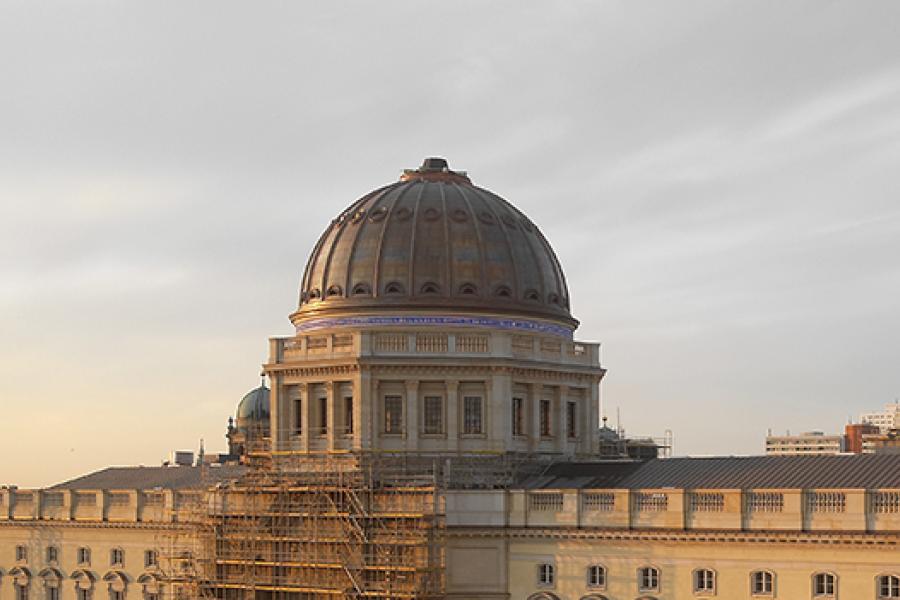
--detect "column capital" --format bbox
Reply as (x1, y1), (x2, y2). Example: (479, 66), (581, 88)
(325, 381), (335, 393)
(405, 379), (419, 392)
(445, 380), (459, 393)
(297, 382), (308, 393)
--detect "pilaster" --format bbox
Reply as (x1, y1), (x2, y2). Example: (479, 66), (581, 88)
(326, 381), (337, 452)
(446, 380), (459, 451)
(406, 380), (420, 450)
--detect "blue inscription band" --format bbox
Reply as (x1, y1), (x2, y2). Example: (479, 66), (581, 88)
(294, 315), (574, 339)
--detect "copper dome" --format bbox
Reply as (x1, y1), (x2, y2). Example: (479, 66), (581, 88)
(292, 158), (575, 329)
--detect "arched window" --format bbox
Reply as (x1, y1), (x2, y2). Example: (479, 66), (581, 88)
(812, 572), (836, 597)
(325, 285), (343, 298)
(537, 563), (555, 587)
(351, 283), (371, 296)
(103, 572), (128, 600)
(638, 566), (660, 592)
(71, 569), (96, 600)
(879, 574), (900, 598)
(10, 567), (31, 600)
(526, 593), (560, 600)
(137, 574), (161, 600)
(750, 570), (774, 596)
(384, 282), (404, 296)
(39, 568), (63, 600)
(420, 282), (440, 295)
(586, 564), (606, 588)
(693, 568), (716, 594)
(494, 285), (512, 298)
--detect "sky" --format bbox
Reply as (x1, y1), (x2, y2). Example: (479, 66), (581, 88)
(2, 1), (900, 487)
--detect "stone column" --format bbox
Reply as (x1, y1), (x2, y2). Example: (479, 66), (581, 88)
(529, 383), (541, 452)
(446, 380), (459, 451)
(370, 377), (380, 451)
(326, 381), (337, 452)
(490, 372), (511, 452)
(406, 380), (419, 451)
(353, 371), (367, 451)
(269, 373), (282, 451)
(556, 385), (569, 453)
(300, 383), (311, 453)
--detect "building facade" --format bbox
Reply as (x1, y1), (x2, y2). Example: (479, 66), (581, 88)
(5, 159), (900, 600)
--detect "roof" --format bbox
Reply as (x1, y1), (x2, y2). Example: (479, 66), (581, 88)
(518, 454), (900, 490)
(50, 465), (247, 490)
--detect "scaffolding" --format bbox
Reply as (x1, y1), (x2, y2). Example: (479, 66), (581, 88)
(198, 453), (445, 600)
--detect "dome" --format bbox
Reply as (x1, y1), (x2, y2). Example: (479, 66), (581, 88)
(235, 384), (270, 428)
(293, 158), (576, 329)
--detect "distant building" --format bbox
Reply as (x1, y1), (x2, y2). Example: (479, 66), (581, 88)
(859, 402), (900, 432)
(845, 422), (881, 454)
(765, 430), (845, 455)
(862, 429), (900, 454)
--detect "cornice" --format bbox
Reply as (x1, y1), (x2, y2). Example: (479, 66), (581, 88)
(447, 526), (900, 546)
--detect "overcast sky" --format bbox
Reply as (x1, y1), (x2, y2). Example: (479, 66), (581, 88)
(2, 1), (899, 487)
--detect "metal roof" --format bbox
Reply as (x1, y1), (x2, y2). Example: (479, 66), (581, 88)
(50, 465), (247, 490)
(518, 454), (900, 490)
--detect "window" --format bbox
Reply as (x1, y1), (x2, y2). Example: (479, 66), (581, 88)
(318, 397), (327, 433)
(145, 550), (159, 568)
(46, 546), (59, 563)
(344, 396), (354, 434)
(691, 492), (725, 512)
(537, 563), (555, 586)
(109, 591), (124, 600)
(747, 492), (784, 513)
(540, 399), (552, 436)
(529, 492), (563, 512)
(16, 585), (29, 600)
(463, 396), (483, 434)
(639, 567), (660, 592)
(46, 587), (59, 600)
(635, 492), (669, 512)
(694, 569), (715, 594)
(293, 397), (302, 435)
(384, 396), (402, 433)
(78, 547), (91, 565)
(751, 570), (774, 595)
(879, 575), (900, 598)
(423, 396), (443, 434)
(582, 492), (615, 512)
(16, 544), (27, 561)
(587, 565), (606, 588)
(77, 588), (92, 600)
(512, 397), (524, 436)
(807, 492), (846, 513)
(566, 401), (577, 438)
(813, 572), (835, 597)
(110, 547), (124, 566)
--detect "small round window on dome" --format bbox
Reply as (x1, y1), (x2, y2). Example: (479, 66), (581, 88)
(548, 293), (561, 305)
(450, 208), (468, 222)
(501, 214), (518, 228)
(308, 288), (322, 300)
(459, 283), (478, 296)
(524, 289), (540, 302)
(351, 209), (366, 224)
(478, 211), (497, 225)
(369, 207), (388, 222)
(494, 285), (512, 298)
(423, 207), (441, 222)
(326, 285), (343, 298)
(395, 207), (413, 221)
(351, 283), (371, 296)
(420, 282), (441, 295)
(384, 282), (405, 296)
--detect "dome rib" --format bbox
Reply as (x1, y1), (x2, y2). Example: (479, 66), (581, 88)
(472, 185), (520, 300)
(454, 182), (488, 298)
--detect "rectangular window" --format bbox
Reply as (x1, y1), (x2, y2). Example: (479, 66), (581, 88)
(78, 547), (91, 565)
(691, 492), (725, 512)
(587, 565), (606, 588)
(752, 571), (773, 595)
(384, 396), (402, 433)
(293, 397), (302, 435)
(639, 567), (659, 591)
(512, 397), (524, 436)
(463, 396), (483, 434)
(537, 563), (555, 586)
(47, 546), (58, 563)
(529, 492), (564, 512)
(77, 589), (91, 600)
(16, 545), (27, 561)
(318, 397), (328, 434)
(540, 399), (552, 436)
(110, 591), (124, 600)
(747, 492), (784, 513)
(16, 585), (28, 600)
(110, 548), (124, 566)
(566, 401), (577, 438)
(423, 396), (443, 434)
(344, 396), (354, 434)
(46, 587), (59, 600)
(582, 492), (615, 512)
(145, 550), (159, 568)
